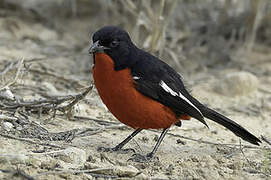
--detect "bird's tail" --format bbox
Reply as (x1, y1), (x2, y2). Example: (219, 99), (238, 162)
(199, 105), (261, 145)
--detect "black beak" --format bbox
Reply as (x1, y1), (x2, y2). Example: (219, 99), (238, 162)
(88, 40), (110, 54)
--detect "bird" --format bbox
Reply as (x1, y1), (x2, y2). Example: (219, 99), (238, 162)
(88, 26), (261, 162)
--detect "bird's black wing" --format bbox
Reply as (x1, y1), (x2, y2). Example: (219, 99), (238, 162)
(130, 51), (208, 127)
(130, 50), (261, 145)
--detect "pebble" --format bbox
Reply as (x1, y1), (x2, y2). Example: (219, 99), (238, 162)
(214, 71), (259, 96)
(114, 165), (139, 177)
(40, 158), (59, 170)
(0, 87), (15, 100)
(1, 122), (14, 132)
(56, 147), (86, 167)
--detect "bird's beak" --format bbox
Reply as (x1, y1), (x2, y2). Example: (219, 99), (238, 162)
(88, 40), (110, 54)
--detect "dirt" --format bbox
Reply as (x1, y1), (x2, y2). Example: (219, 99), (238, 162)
(0, 11), (271, 180)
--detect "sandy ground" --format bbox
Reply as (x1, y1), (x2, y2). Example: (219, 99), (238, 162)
(0, 15), (271, 180)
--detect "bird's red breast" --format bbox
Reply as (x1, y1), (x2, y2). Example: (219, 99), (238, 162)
(93, 52), (190, 129)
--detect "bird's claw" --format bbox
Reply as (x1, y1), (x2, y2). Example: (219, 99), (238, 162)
(97, 146), (135, 154)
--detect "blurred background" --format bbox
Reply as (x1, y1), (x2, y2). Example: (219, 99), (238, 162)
(1, 0), (270, 78)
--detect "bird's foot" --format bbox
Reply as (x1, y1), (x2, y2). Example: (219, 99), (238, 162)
(128, 153), (158, 163)
(97, 146), (135, 154)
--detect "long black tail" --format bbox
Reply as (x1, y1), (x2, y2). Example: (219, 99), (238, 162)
(199, 105), (261, 145)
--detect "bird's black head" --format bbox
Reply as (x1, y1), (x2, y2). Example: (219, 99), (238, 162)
(89, 26), (138, 70)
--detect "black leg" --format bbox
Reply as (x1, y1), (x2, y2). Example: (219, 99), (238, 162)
(113, 128), (142, 150)
(146, 128), (169, 158)
(129, 128), (170, 162)
(98, 128), (142, 153)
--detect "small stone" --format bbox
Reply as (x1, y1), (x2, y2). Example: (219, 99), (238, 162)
(56, 147), (86, 167)
(86, 155), (96, 163)
(134, 173), (148, 180)
(176, 139), (186, 145)
(211, 130), (218, 134)
(0, 87), (15, 100)
(40, 158), (59, 170)
(114, 165), (139, 177)
(214, 71), (259, 96)
(227, 162), (241, 170)
(1, 122), (14, 131)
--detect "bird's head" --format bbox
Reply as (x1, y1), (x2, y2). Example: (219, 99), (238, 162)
(89, 26), (138, 70)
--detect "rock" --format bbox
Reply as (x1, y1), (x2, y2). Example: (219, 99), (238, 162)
(0, 87), (15, 100)
(0, 154), (29, 165)
(1, 122), (14, 132)
(114, 165), (139, 177)
(214, 71), (259, 96)
(134, 173), (148, 180)
(40, 158), (59, 170)
(55, 147), (86, 168)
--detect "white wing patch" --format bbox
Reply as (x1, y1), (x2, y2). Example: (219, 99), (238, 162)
(159, 80), (203, 117)
(159, 80), (178, 96)
(133, 76), (140, 80)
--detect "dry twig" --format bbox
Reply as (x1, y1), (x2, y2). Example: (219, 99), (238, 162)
(0, 133), (65, 149)
(0, 85), (93, 114)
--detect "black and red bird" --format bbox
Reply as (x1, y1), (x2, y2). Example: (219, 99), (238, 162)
(89, 26), (261, 161)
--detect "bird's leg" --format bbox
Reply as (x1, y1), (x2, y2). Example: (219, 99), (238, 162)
(129, 128), (170, 162)
(98, 128), (142, 153)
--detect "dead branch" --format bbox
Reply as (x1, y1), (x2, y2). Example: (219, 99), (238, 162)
(57, 86), (93, 112)
(0, 133), (65, 149)
(0, 85), (93, 114)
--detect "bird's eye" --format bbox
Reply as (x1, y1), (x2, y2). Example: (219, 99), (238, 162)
(110, 40), (119, 47)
